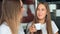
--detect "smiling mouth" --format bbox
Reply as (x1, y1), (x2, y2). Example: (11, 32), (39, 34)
(38, 15), (42, 17)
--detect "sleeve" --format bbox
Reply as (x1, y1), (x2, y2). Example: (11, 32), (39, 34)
(51, 21), (59, 34)
(0, 24), (12, 34)
(18, 24), (25, 34)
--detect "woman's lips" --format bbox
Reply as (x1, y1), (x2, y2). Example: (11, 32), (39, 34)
(38, 14), (42, 17)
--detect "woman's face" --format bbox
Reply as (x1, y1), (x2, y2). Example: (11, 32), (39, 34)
(37, 4), (47, 20)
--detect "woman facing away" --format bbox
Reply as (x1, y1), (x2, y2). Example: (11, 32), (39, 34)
(26, 2), (59, 34)
(0, 0), (25, 34)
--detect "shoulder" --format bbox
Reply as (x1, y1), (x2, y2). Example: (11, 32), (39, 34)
(51, 20), (57, 27)
(51, 20), (54, 23)
(51, 20), (59, 34)
(0, 22), (12, 34)
(51, 20), (55, 26)
(0, 22), (9, 29)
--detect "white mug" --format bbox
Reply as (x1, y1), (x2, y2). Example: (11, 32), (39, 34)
(34, 23), (41, 30)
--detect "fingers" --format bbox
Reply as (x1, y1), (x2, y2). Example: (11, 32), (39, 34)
(29, 25), (37, 33)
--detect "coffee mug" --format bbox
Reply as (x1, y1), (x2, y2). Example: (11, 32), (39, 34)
(34, 23), (41, 30)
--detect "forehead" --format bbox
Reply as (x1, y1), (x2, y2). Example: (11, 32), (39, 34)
(38, 4), (46, 9)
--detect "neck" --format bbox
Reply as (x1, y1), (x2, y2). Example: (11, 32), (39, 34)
(39, 18), (45, 24)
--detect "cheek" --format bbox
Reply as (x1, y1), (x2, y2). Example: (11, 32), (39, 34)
(42, 10), (47, 18)
(43, 10), (46, 15)
(20, 8), (24, 13)
(37, 11), (40, 17)
(21, 8), (23, 11)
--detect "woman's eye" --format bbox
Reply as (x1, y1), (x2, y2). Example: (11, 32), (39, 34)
(42, 9), (45, 11)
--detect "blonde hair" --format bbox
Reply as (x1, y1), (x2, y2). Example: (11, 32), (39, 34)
(2, 0), (22, 34)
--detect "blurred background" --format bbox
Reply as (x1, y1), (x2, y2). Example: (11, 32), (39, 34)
(0, 0), (60, 34)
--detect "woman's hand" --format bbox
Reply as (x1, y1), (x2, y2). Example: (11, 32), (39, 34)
(29, 25), (37, 33)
